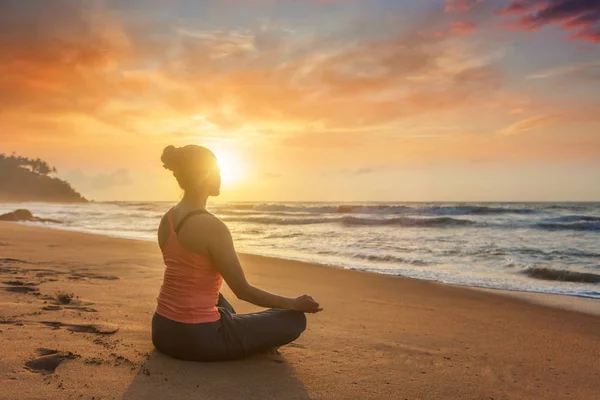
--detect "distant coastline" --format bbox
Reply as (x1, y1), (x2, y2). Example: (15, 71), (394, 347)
(0, 198), (89, 204)
(0, 153), (87, 203)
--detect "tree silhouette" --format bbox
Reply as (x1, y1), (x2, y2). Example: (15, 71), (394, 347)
(0, 153), (86, 202)
(1, 154), (57, 176)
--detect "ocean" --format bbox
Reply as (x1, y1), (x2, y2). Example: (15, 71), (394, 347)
(1, 201), (599, 299)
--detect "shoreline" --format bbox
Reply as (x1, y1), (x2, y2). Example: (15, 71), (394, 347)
(3, 221), (599, 316)
(1, 222), (599, 399)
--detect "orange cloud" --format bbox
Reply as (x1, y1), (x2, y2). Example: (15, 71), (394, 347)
(499, 115), (559, 135)
(1, 0), (597, 170)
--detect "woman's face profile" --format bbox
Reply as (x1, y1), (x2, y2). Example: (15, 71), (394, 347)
(207, 164), (221, 196)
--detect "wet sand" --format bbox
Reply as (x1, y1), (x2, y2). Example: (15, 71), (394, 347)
(0, 222), (599, 399)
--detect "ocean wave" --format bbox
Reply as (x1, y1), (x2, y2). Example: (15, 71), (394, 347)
(248, 204), (405, 214)
(516, 247), (600, 259)
(541, 204), (598, 212)
(246, 204), (339, 213)
(536, 222), (600, 231)
(352, 253), (429, 265)
(215, 210), (316, 217)
(543, 215), (600, 223)
(264, 232), (305, 239)
(521, 267), (600, 283)
(221, 216), (334, 225)
(342, 205), (411, 214)
(215, 203), (542, 216)
(134, 205), (167, 212)
(424, 205), (538, 216)
(222, 215), (476, 227)
(341, 216), (476, 227)
(213, 204), (256, 211)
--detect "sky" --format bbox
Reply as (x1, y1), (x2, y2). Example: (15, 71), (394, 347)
(1, 0), (599, 202)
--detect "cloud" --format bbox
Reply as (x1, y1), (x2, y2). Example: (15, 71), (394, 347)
(445, 0), (484, 13)
(11, 0), (597, 162)
(0, 0), (596, 173)
(335, 166), (392, 175)
(499, 0), (600, 42)
(450, 20), (478, 35)
(443, 0), (600, 43)
(280, 130), (367, 149)
(0, 1), (132, 113)
(499, 115), (558, 135)
(0, 0), (510, 149)
(527, 59), (600, 79)
(347, 167), (379, 175)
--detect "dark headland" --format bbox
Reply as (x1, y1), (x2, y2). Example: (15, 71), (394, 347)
(0, 153), (87, 203)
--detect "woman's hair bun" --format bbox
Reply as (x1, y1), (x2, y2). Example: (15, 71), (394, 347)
(161, 145), (180, 171)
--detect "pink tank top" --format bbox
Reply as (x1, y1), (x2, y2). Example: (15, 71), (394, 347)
(155, 210), (222, 323)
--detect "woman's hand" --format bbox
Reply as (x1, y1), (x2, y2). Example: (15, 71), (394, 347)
(291, 295), (323, 313)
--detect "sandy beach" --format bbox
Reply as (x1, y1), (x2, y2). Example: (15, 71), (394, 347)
(1, 222), (599, 400)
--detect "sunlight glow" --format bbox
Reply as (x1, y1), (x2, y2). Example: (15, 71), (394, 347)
(212, 148), (246, 186)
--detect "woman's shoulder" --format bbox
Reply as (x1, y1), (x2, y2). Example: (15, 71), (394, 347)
(177, 209), (226, 233)
(175, 210), (230, 251)
(184, 211), (224, 229)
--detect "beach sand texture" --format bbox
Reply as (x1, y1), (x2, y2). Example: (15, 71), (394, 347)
(1, 222), (599, 400)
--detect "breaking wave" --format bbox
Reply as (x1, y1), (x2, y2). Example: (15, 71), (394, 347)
(221, 215), (476, 227)
(521, 267), (600, 283)
(536, 222), (600, 231)
(214, 203), (542, 216)
(351, 253), (429, 265)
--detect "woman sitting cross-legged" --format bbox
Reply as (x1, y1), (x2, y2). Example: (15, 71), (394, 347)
(152, 144), (322, 362)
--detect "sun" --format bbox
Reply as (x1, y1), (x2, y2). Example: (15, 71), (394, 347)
(212, 148), (245, 186)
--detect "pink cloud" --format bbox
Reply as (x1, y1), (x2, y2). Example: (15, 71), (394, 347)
(450, 19), (477, 35)
(498, 1), (540, 15)
(444, 0), (484, 13)
(498, 0), (600, 43)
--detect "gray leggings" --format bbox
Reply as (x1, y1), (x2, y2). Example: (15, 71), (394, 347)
(152, 294), (307, 361)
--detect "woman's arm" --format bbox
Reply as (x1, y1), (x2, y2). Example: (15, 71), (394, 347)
(204, 217), (322, 313)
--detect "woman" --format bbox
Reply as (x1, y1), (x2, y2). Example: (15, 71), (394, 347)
(152, 145), (322, 362)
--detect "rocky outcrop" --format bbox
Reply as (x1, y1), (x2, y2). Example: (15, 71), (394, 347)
(0, 209), (62, 224)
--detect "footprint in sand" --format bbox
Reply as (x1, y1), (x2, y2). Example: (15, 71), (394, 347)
(41, 304), (98, 313)
(0, 258), (26, 263)
(0, 320), (115, 333)
(2, 282), (98, 313)
(40, 292), (96, 309)
(2, 280), (40, 294)
(2, 279), (41, 295)
(40, 321), (119, 334)
(42, 305), (62, 311)
(41, 305), (97, 313)
(64, 306), (98, 312)
(55, 293), (75, 305)
(34, 270), (63, 278)
(3, 280), (39, 286)
(69, 272), (119, 281)
(0, 267), (19, 274)
(24, 348), (78, 374)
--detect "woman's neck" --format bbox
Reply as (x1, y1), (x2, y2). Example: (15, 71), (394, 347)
(181, 191), (208, 210)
